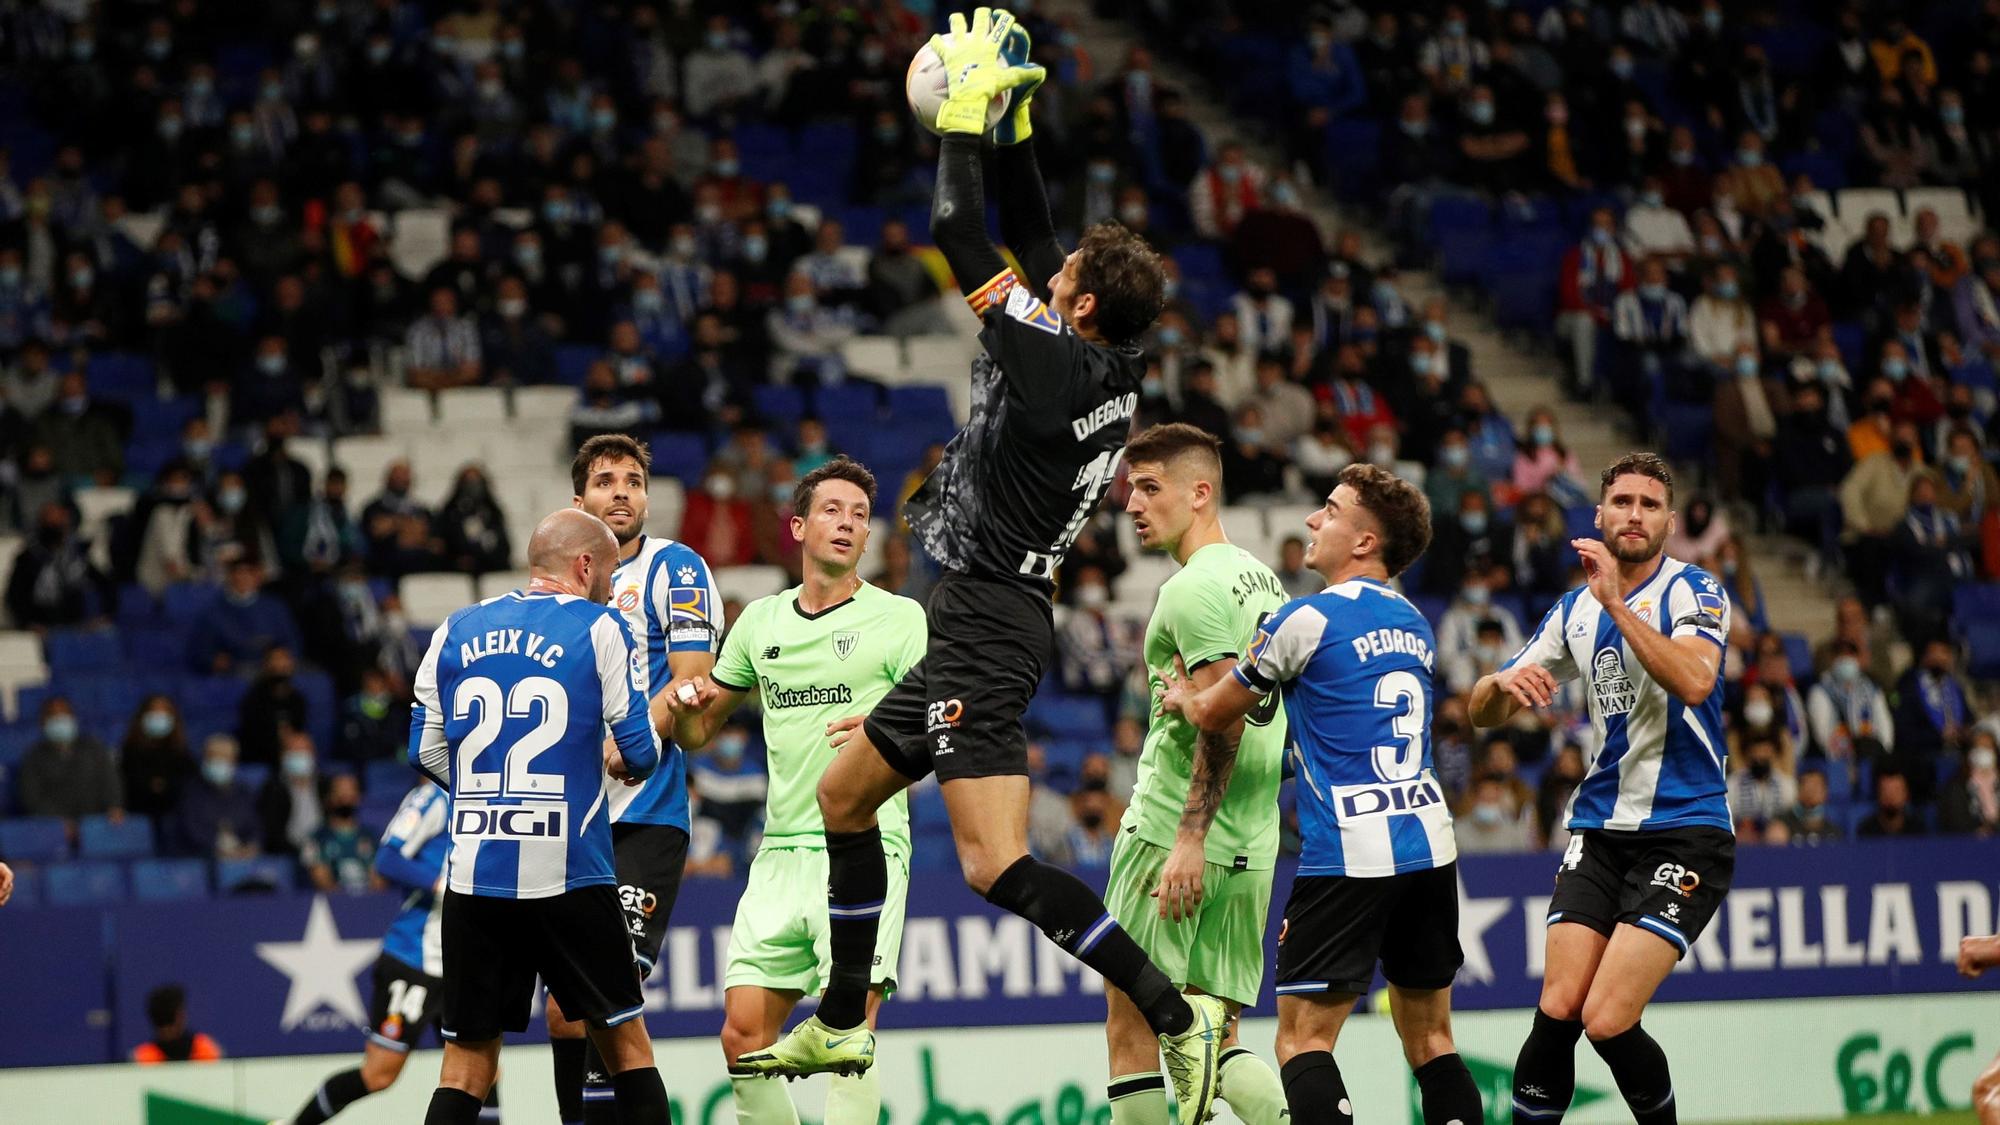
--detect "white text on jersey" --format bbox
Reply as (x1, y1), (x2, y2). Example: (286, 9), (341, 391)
(1348, 627), (1435, 671)
(1069, 392), (1138, 441)
(459, 629), (565, 669)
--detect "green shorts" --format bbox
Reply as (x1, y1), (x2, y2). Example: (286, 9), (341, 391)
(1104, 833), (1275, 1008)
(723, 843), (909, 998)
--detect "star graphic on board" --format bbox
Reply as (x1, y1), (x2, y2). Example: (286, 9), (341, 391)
(1455, 871), (1513, 986)
(255, 896), (379, 1031)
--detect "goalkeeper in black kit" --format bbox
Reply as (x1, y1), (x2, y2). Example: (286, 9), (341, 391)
(733, 9), (1234, 1125)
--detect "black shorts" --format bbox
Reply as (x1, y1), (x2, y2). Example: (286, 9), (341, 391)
(865, 571), (1053, 783)
(1275, 864), (1464, 996)
(439, 886), (645, 1042)
(1547, 826), (1736, 958)
(366, 953), (445, 1053)
(613, 823), (689, 978)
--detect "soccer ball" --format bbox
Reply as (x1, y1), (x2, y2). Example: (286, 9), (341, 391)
(905, 41), (1013, 137)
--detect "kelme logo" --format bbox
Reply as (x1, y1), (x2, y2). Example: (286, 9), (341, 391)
(1408, 1052), (1608, 1124)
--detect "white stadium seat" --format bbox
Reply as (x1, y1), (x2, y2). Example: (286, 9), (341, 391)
(332, 436), (408, 496)
(1905, 186), (1980, 245)
(287, 438), (332, 489)
(390, 208), (452, 281)
(644, 477), (686, 540)
(1116, 554), (1177, 604)
(399, 574), (477, 628)
(0, 629), (48, 721)
(476, 570), (531, 600)
(841, 337), (904, 381)
(715, 565), (789, 603)
(378, 387), (435, 431)
(436, 387), (510, 427)
(512, 386), (577, 426)
(74, 487), (136, 573)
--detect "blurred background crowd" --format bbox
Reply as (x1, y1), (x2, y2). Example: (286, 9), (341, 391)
(1, 0), (1999, 908)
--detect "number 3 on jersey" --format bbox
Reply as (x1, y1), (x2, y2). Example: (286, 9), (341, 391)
(1371, 669), (1425, 782)
(453, 675), (571, 797)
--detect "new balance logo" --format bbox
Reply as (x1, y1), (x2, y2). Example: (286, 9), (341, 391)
(762, 646), (781, 659)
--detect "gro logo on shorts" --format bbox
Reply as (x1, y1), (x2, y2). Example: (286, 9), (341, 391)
(619, 884), (659, 919)
(1650, 862), (1701, 898)
(927, 698), (965, 731)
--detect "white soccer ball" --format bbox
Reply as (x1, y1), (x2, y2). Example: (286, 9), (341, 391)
(906, 41), (1013, 137)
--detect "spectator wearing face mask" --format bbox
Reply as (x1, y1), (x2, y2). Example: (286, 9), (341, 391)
(690, 721), (768, 864)
(1455, 774), (1536, 854)
(191, 559), (303, 676)
(122, 695), (194, 825)
(1778, 768), (1843, 845)
(1424, 492), (1510, 596)
(1292, 419), (1354, 502)
(359, 460), (446, 579)
(1231, 176), (1326, 292)
(1221, 404), (1290, 500)
(1713, 343), (1788, 504)
(1190, 143), (1268, 240)
(33, 370), (123, 483)
(1424, 428), (1488, 525)
(1889, 473), (1974, 639)
(1857, 769), (1927, 838)
(1807, 640), (1895, 759)
(436, 465), (511, 575)
(1728, 731), (1796, 841)
(1511, 491), (1572, 599)
(1556, 208), (1633, 398)
(1689, 264), (1758, 393)
(1438, 574), (1522, 664)
(1455, 84), (1531, 196)
(257, 729), (324, 855)
(681, 467), (757, 568)
(866, 219), (949, 337)
(238, 644), (308, 769)
(303, 773), (380, 893)
(1537, 743), (1586, 850)
(1058, 566), (1139, 712)
(1286, 14), (1366, 163)
(1841, 420), (1928, 601)
(19, 695), (123, 830)
(1713, 131), (1787, 218)
(683, 16), (758, 121)
(766, 271), (857, 387)
(1895, 637), (1974, 764)
(335, 667), (407, 766)
(1937, 428), (1999, 523)
(1939, 732), (2000, 836)
(172, 735), (262, 860)
(1443, 617), (1519, 697)
(1511, 408), (1584, 499)
(6, 500), (109, 629)
(483, 274), (559, 384)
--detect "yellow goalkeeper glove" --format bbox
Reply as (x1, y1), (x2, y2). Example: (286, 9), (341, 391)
(931, 7), (1045, 136)
(993, 22), (1043, 145)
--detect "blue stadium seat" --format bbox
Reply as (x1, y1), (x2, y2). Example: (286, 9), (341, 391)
(44, 860), (127, 907)
(5, 863), (40, 908)
(909, 782), (948, 829)
(649, 431), (711, 487)
(0, 817), (71, 862)
(296, 668), (337, 758)
(366, 758), (415, 796)
(44, 628), (123, 675)
(235, 763), (272, 792)
(813, 383), (880, 423)
(78, 814), (153, 860)
(217, 856), (294, 895)
(554, 344), (598, 386)
(1025, 694), (1109, 741)
(161, 582), (219, 625)
(1660, 404), (1713, 463)
(753, 384), (806, 427)
(85, 352), (157, 400)
(130, 857), (210, 902)
(1781, 633), (1814, 681)
(886, 385), (953, 428)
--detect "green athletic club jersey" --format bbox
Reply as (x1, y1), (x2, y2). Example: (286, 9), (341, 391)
(1121, 541), (1289, 870)
(711, 581), (926, 852)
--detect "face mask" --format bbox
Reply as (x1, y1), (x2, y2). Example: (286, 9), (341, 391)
(707, 30), (730, 51)
(1236, 427), (1264, 446)
(1463, 584), (1490, 606)
(786, 294), (814, 315)
(1400, 118), (1429, 137)
(543, 199), (573, 225)
(491, 296), (526, 319)
(282, 752), (314, 780)
(146, 37), (172, 59)
(71, 39), (94, 61)
(1943, 104), (1966, 126)
(1531, 423), (1556, 446)
(1812, 358), (1843, 384)
(1882, 357), (1909, 381)
(1734, 354), (1759, 378)
(189, 77), (214, 99)
(1892, 439), (1915, 461)
(1309, 32), (1333, 52)
(1441, 444), (1469, 470)
(1444, 19), (1466, 37)
(1703, 8), (1723, 31)
(1472, 803), (1504, 826)
(367, 40), (392, 64)
(1157, 325), (1183, 348)
(1737, 148), (1763, 167)
(713, 158), (740, 178)
(1142, 375), (1165, 398)
(142, 710), (175, 739)
(515, 244), (541, 268)
(669, 234), (699, 260)
(258, 353), (286, 376)
(1610, 56), (1635, 80)
(203, 759), (235, 786)
(1460, 510), (1489, 535)
(1076, 584), (1109, 610)
(1744, 700), (1774, 727)
(707, 476), (736, 500)
(716, 733), (747, 760)
(743, 236), (768, 263)
(1832, 656), (1862, 683)
(69, 267), (93, 290)
(0, 266), (18, 287)
(1467, 101), (1495, 126)
(219, 487), (247, 514)
(44, 716), (77, 744)
(1973, 748), (1998, 772)
(478, 79), (503, 100)
(592, 108), (616, 132)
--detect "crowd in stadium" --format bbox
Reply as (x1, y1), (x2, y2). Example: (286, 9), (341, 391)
(2, 0), (2000, 906)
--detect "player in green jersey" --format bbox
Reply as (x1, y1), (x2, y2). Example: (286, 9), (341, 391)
(664, 457), (928, 1125)
(1105, 424), (1291, 1125)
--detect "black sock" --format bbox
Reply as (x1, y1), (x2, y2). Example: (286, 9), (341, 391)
(1512, 1010), (1583, 1123)
(611, 1066), (672, 1125)
(1280, 1052), (1352, 1125)
(982, 856), (1190, 1036)
(552, 1036), (587, 1124)
(818, 826), (887, 1029)
(1412, 1053), (1483, 1125)
(424, 1088), (483, 1125)
(581, 1039), (618, 1125)
(293, 1066), (371, 1125)
(480, 1081), (500, 1122)
(1590, 1023), (1676, 1124)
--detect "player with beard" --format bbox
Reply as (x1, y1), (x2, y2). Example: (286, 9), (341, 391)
(1472, 453), (1734, 1125)
(556, 434), (721, 1124)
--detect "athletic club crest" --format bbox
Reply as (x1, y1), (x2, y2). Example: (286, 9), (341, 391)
(832, 630), (859, 660)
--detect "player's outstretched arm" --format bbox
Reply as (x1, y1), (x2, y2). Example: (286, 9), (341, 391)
(926, 9), (1044, 315)
(993, 141), (1065, 303)
(662, 674), (747, 749)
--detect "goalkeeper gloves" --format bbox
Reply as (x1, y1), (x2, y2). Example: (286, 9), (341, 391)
(931, 7), (1045, 137)
(992, 22), (1043, 145)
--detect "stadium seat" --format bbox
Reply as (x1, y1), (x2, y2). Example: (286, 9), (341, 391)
(0, 631), (50, 722)
(553, 344), (598, 385)
(1905, 186), (1979, 243)
(4, 863), (40, 908)
(841, 337), (904, 381)
(0, 816), (70, 862)
(130, 857), (211, 903)
(366, 758), (415, 797)
(1835, 187), (1904, 238)
(378, 387), (436, 430)
(399, 573), (478, 629)
(753, 384), (807, 426)
(649, 432), (711, 487)
(43, 628), (123, 675)
(389, 208), (452, 280)
(475, 570), (530, 600)
(44, 860), (126, 907)
(436, 387), (511, 427)
(512, 385), (577, 424)
(715, 565), (789, 602)
(216, 856), (294, 895)
(1025, 693), (1109, 741)
(78, 814), (153, 860)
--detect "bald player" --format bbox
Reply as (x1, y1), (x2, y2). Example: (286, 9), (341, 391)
(409, 509), (672, 1125)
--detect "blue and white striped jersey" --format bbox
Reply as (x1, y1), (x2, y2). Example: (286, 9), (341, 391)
(376, 783), (450, 976)
(607, 536), (720, 829)
(1503, 555), (1733, 833)
(1233, 577), (1456, 878)
(410, 590), (663, 899)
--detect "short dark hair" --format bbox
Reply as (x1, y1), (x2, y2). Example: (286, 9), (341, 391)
(1598, 451), (1674, 506)
(146, 984), (186, 1029)
(1122, 422), (1223, 480)
(1337, 462), (1432, 577)
(571, 434), (652, 496)
(792, 455), (877, 517)
(1074, 222), (1167, 346)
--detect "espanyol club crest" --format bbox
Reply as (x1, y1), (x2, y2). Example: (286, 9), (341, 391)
(833, 630), (859, 661)
(1634, 599), (1654, 624)
(617, 586), (641, 613)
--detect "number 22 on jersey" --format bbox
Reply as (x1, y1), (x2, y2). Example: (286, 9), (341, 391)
(453, 674), (571, 798)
